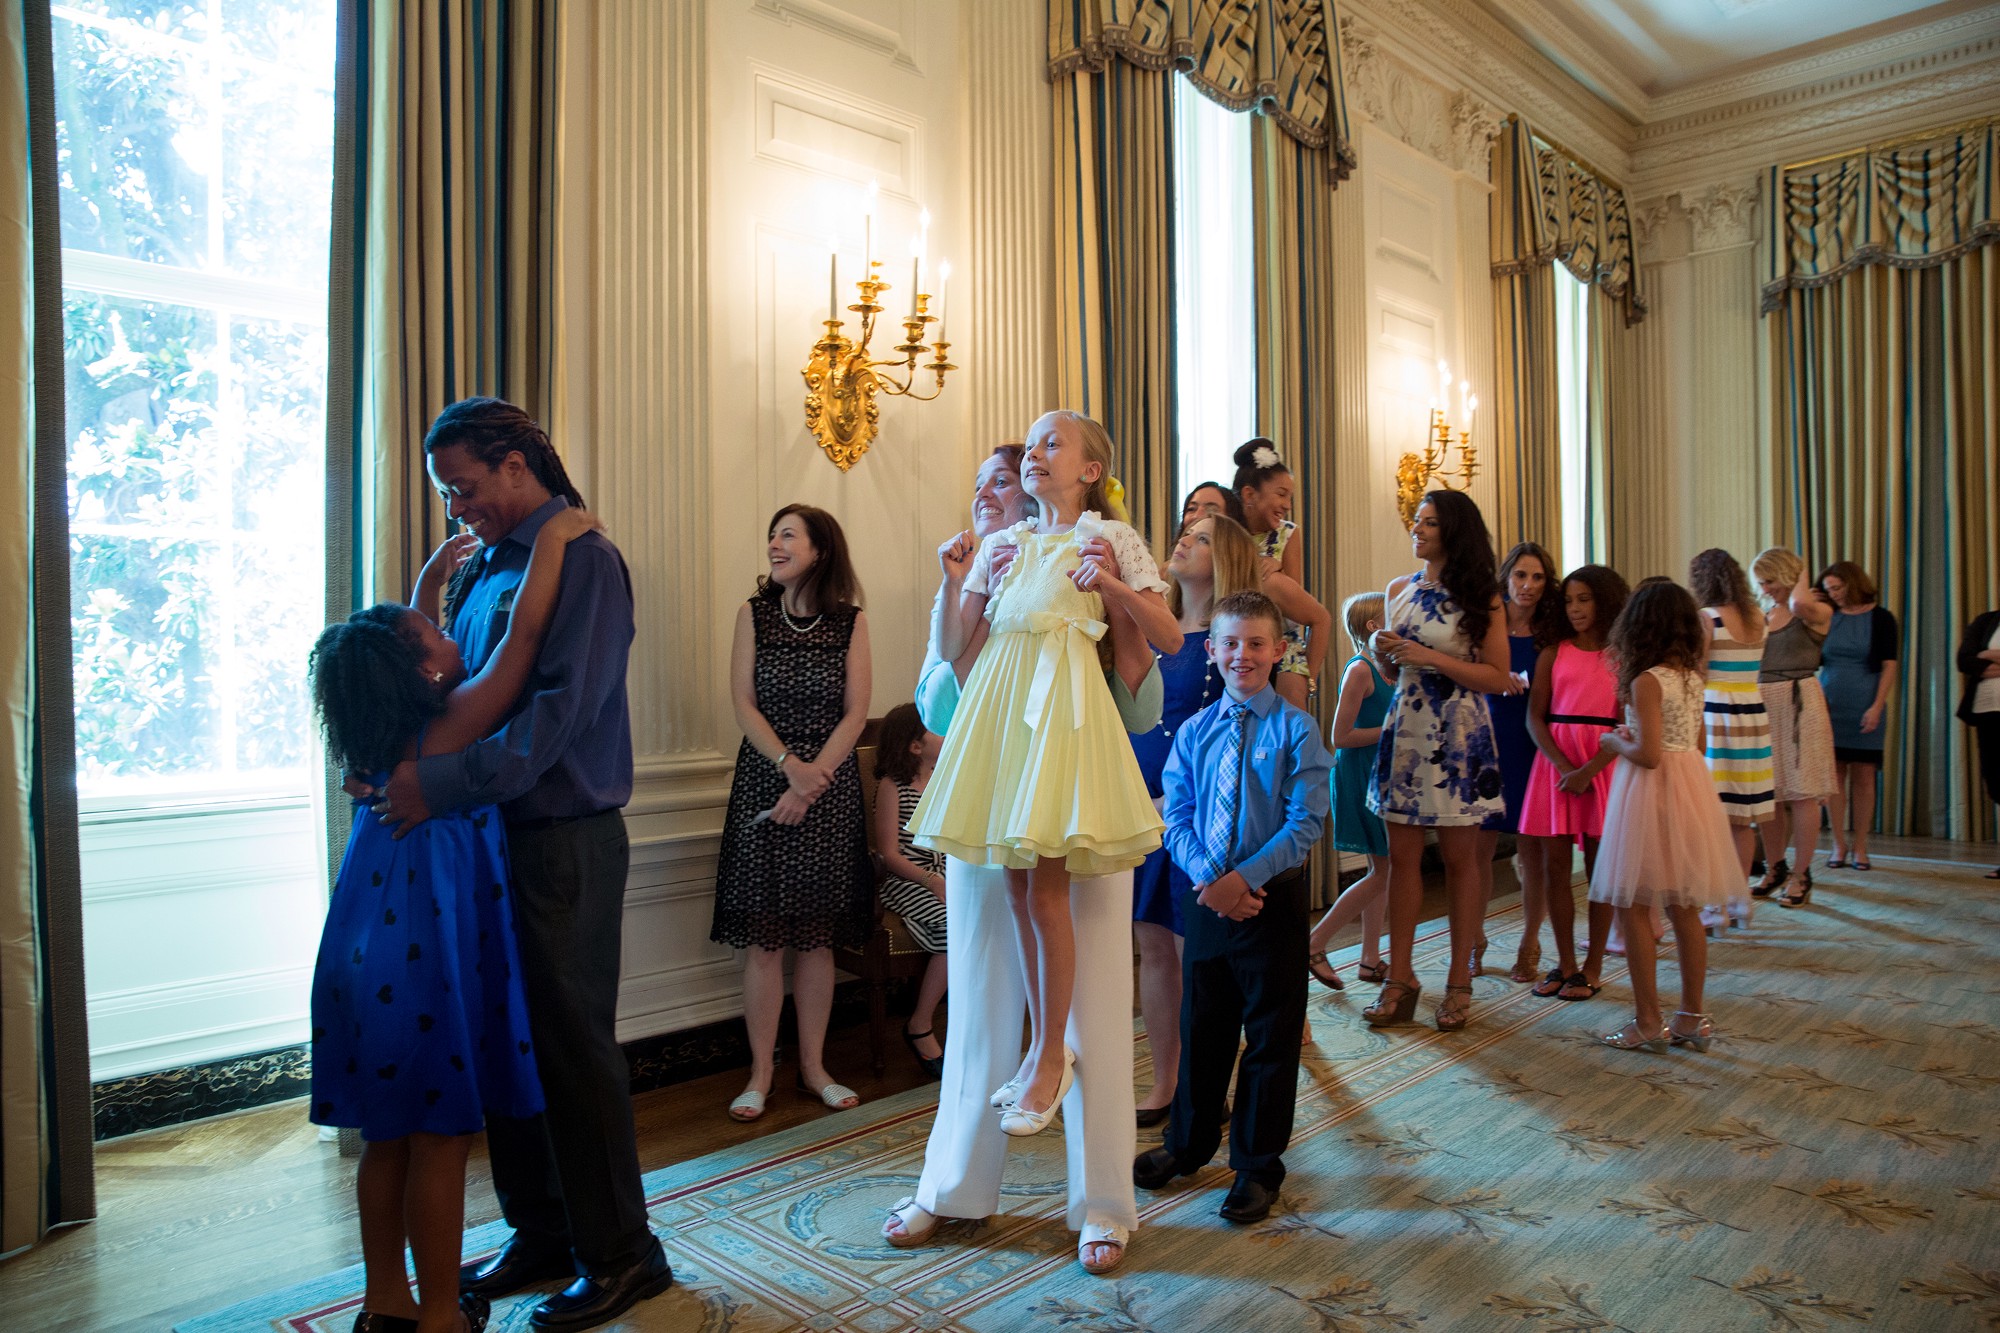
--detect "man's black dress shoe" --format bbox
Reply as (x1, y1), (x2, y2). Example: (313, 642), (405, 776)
(530, 1240), (674, 1330)
(1132, 1146), (1193, 1191)
(459, 1237), (574, 1299)
(1219, 1173), (1276, 1224)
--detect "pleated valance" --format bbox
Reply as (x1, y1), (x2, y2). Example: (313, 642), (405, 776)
(1760, 117), (1999, 314)
(1047, 0), (1355, 178)
(1491, 118), (1645, 325)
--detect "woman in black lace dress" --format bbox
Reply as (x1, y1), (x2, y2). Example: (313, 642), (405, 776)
(712, 504), (874, 1121)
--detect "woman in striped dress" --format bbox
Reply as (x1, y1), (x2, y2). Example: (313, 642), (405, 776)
(1690, 551), (1774, 920)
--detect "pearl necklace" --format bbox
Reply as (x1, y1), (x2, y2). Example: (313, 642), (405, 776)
(780, 602), (823, 634)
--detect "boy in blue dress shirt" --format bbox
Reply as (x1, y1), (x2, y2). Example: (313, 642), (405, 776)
(1133, 590), (1332, 1224)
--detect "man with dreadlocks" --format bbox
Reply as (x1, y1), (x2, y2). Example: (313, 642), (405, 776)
(370, 397), (669, 1330)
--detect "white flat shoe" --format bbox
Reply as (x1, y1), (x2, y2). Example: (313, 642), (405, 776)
(999, 1049), (1074, 1137)
(727, 1089), (766, 1122)
(798, 1076), (860, 1109)
(1078, 1221), (1129, 1274)
(882, 1196), (938, 1249)
(988, 1075), (1025, 1108)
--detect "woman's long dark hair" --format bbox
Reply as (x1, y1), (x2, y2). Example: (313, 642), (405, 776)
(1181, 479), (1246, 531)
(1689, 548), (1760, 626)
(1498, 541), (1564, 648)
(875, 702), (928, 786)
(757, 504), (863, 610)
(1557, 564), (1631, 643)
(1425, 489), (1498, 650)
(309, 604), (447, 775)
(1606, 577), (1705, 702)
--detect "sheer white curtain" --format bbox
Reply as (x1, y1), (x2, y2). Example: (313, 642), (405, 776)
(1554, 265), (1592, 568)
(1170, 77), (1255, 510)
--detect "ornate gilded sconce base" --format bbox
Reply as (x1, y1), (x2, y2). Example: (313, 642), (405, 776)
(801, 269), (954, 472)
(1396, 408), (1479, 527)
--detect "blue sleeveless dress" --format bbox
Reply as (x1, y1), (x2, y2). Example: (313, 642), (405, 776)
(1130, 629), (1220, 934)
(308, 765), (544, 1141)
(1332, 655), (1392, 855)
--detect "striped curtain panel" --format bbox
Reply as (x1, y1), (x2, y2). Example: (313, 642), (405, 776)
(0, 0), (95, 1253)
(1766, 118), (1999, 840)
(1052, 60), (1178, 557)
(327, 0), (560, 613)
(1250, 115), (1347, 906)
(1587, 287), (1641, 573)
(1490, 118), (1646, 571)
(1050, 0), (1355, 557)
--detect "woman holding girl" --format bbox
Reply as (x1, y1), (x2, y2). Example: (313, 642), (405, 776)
(308, 507), (598, 1333)
(1690, 549), (1775, 917)
(1365, 491), (1513, 1032)
(1517, 566), (1630, 1002)
(1817, 562), (1899, 870)
(912, 409), (1180, 1141)
(1588, 579), (1737, 1053)
(712, 506), (874, 1121)
(1305, 592), (1393, 990)
(1231, 440), (1330, 709)
(1751, 547), (1836, 906)
(890, 436), (1162, 1275)
(873, 702), (949, 1078)
(1483, 543), (1561, 983)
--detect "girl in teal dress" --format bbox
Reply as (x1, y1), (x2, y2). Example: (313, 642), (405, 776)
(1307, 592), (1393, 989)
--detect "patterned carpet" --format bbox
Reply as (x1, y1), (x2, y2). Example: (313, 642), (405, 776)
(184, 854), (2000, 1332)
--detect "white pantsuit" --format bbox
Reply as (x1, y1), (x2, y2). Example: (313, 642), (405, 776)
(914, 858), (1138, 1234)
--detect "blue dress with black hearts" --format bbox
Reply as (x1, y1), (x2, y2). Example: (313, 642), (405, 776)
(308, 770), (544, 1141)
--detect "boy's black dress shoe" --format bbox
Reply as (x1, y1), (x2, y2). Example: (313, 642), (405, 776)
(459, 1237), (574, 1298)
(1132, 1146), (1195, 1191)
(530, 1240), (673, 1330)
(1219, 1174), (1276, 1224)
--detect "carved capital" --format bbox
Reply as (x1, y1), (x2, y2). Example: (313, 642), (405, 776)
(1448, 91), (1506, 178)
(1632, 195), (1676, 260)
(1683, 180), (1759, 251)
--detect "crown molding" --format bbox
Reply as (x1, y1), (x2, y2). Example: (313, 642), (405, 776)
(1467, 0), (1652, 122)
(1339, 19), (1507, 177)
(1631, 50), (2000, 196)
(1644, 3), (2000, 119)
(1342, 0), (1637, 182)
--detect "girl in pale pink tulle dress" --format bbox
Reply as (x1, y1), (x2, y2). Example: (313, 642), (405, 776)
(1589, 579), (1737, 1054)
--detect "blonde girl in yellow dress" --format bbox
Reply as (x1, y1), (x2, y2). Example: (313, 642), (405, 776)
(911, 410), (1182, 1135)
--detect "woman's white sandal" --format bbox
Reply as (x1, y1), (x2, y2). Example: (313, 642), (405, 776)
(727, 1089), (766, 1122)
(1078, 1222), (1128, 1275)
(882, 1196), (938, 1249)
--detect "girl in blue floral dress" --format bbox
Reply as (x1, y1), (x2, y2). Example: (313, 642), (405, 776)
(307, 506), (596, 1333)
(1365, 491), (1514, 1033)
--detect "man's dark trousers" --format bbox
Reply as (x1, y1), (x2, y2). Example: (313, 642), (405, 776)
(1163, 865), (1309, 1189)
(485, 809), (654, 1274)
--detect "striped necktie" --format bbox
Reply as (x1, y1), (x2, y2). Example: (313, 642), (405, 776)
(1206, 703), (1249, 882)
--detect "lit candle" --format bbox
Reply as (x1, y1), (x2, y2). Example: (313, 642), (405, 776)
(909, 235), (922, 322)
(1459, 379), (1470, 428)
(937, 260), (950, 342)
(864, 179), (879, 280)
(827, 237), (838, 321)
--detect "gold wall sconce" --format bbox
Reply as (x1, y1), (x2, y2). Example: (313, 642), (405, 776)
(1397, 360), (1479, 527)
(802, 198), (955, 472)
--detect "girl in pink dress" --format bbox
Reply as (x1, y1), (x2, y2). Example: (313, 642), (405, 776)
(1518, 566), (1627, 1004)
(1589, 578), (1737, 1053)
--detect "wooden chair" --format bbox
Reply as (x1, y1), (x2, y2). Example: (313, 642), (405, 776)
(833, 719), (936, 1073)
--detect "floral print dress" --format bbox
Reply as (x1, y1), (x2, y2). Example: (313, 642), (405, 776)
(1367, 575), (1506, 827)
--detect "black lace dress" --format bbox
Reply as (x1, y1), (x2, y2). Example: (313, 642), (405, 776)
(710, 596), (873, 951)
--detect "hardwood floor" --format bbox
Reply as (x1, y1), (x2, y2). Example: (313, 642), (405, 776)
(7, 836), (1985, 1331)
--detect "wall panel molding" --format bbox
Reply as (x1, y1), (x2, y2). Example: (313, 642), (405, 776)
(590, 2), (715, 761)
(964, 0), (1055, 446)
(752, 67), (923, 197)
(751, 0), (920, 73)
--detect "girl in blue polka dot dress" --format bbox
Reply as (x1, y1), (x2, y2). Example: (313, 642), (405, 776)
(307, 505), (596, 1333)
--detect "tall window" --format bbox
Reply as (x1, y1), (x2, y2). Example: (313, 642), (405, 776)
(56, 1), (336, 808)
(1553, 265), (1592, 566)
(1170, 77), (1256, 514)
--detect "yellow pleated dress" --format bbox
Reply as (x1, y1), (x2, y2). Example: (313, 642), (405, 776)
(906, 523), (1164, 876)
